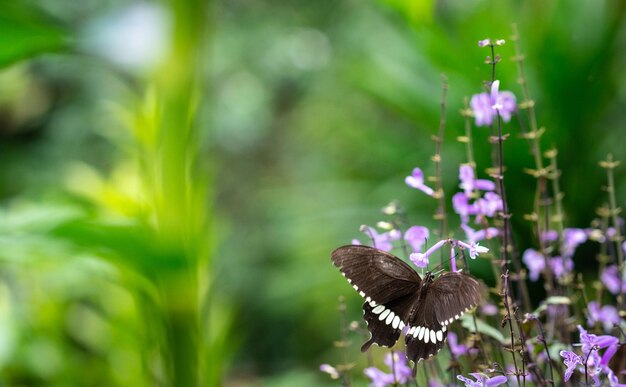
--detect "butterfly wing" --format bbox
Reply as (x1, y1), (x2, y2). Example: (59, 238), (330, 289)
(429, 272), (483, 327)
(331, 245), (421, 351)
(405, 272), (482, 366)
(404, 291), (448, 365)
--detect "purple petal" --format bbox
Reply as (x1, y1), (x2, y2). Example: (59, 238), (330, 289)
(475, 179), (496, 191)
(490, 80), (500, 103)
(494, 91), (516, 122)
(453, 192), (476, 221)
(459, 165), (475, 195)
(486, 375), (508, 386)
(522, 249), (545, 281)
(470, 92), (494, 127)
(410, 252), (429, 268)
(601, 265), (622, 294)
(404, 226), (430, 252)
(541, 230), (558, 243)
(478, 38), (491, 47)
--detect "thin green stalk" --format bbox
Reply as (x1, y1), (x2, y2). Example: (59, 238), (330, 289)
(600, 154), (625, 310)
(431, 78), (449, 265)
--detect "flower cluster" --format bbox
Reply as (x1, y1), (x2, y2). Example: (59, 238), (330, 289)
(364, 351), (413, 386)
(470, 80), (516, 127)
(559, 325), (623, 386)
(322, 36), (626, 387)
(521, 227), (588, 281)
(457, 372), (508, 387)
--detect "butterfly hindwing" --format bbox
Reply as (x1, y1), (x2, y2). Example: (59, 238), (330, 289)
(405, 292), (448, 365)
(361, 292), (417, 351)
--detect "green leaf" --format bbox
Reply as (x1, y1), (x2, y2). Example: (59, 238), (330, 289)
(0, 3), (70, 67)
(460, 314), (507, 344)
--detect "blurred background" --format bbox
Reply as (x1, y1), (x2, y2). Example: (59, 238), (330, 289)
(0, 0), (625, 385)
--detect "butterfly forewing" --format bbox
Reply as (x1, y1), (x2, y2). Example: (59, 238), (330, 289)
(331, 245), (421, 351)
(331, 245), (421, 305)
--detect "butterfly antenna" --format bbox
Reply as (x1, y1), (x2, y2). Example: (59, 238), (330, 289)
(430, 249), (462, 272)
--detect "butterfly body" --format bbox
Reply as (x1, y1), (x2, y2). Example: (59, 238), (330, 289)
(331, 245), (483, 366)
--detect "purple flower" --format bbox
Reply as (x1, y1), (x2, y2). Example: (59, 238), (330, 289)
(522, 248), (545, 281)
(319, 364), (340, 379)
(461, 224), (499, 243)
(364, 351), (412, 386)
(410, 239), (447, 269)
(478, 38), (491, 47)
(560, 350), (583, 382)
(383, 351), (412, 383)
(410, 252), (429, 268)
(490, 81), (517, 122)
(448, 332), (468, 357)
(459, 165), (496, 196)
(470, 93), (493, 127)
(541, 230), (558, 243)
(481, 303), (498, 316)
(475, 191), (502, 219)
(457, 372), (508, 387)
(364, 367), (392, 387)
(360, 226), (400, 252)
(587, 301), (621, 332)
(548, 256), (573, 279)
(578, 325), (619, 366)
(404, 226), (429, 253)
(563, 228), (587, 258)
(457, 240), (489, 259)
(470, 80), (516, 127)
(453, 192), (476, 223)
(601, 265), (626, 295)
(405, 167), (434, 196)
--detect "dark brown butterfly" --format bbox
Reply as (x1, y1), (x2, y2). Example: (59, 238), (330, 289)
(331, 245), (483, 366)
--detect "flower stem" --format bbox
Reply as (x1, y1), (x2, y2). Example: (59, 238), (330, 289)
(432, 78), (449, 265)
(601, 154), (625, 310)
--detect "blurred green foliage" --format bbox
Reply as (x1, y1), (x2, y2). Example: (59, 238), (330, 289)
(0, 0), (625, 386)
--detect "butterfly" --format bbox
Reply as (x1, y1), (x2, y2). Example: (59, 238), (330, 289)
(331, 244), (483, 366)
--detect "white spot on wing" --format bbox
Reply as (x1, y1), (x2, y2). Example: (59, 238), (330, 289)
(417, 327), (425, 340)
(385, 312), (395, 325)
(379, 309), (391, 321)
(430, 330), (436, 343)
(436, 330), (443, 342)
(359, 291), (365, 297)
(392, 316), (400, 329)
(424, 329), (430, 343)
(372, 305), (384, 314)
